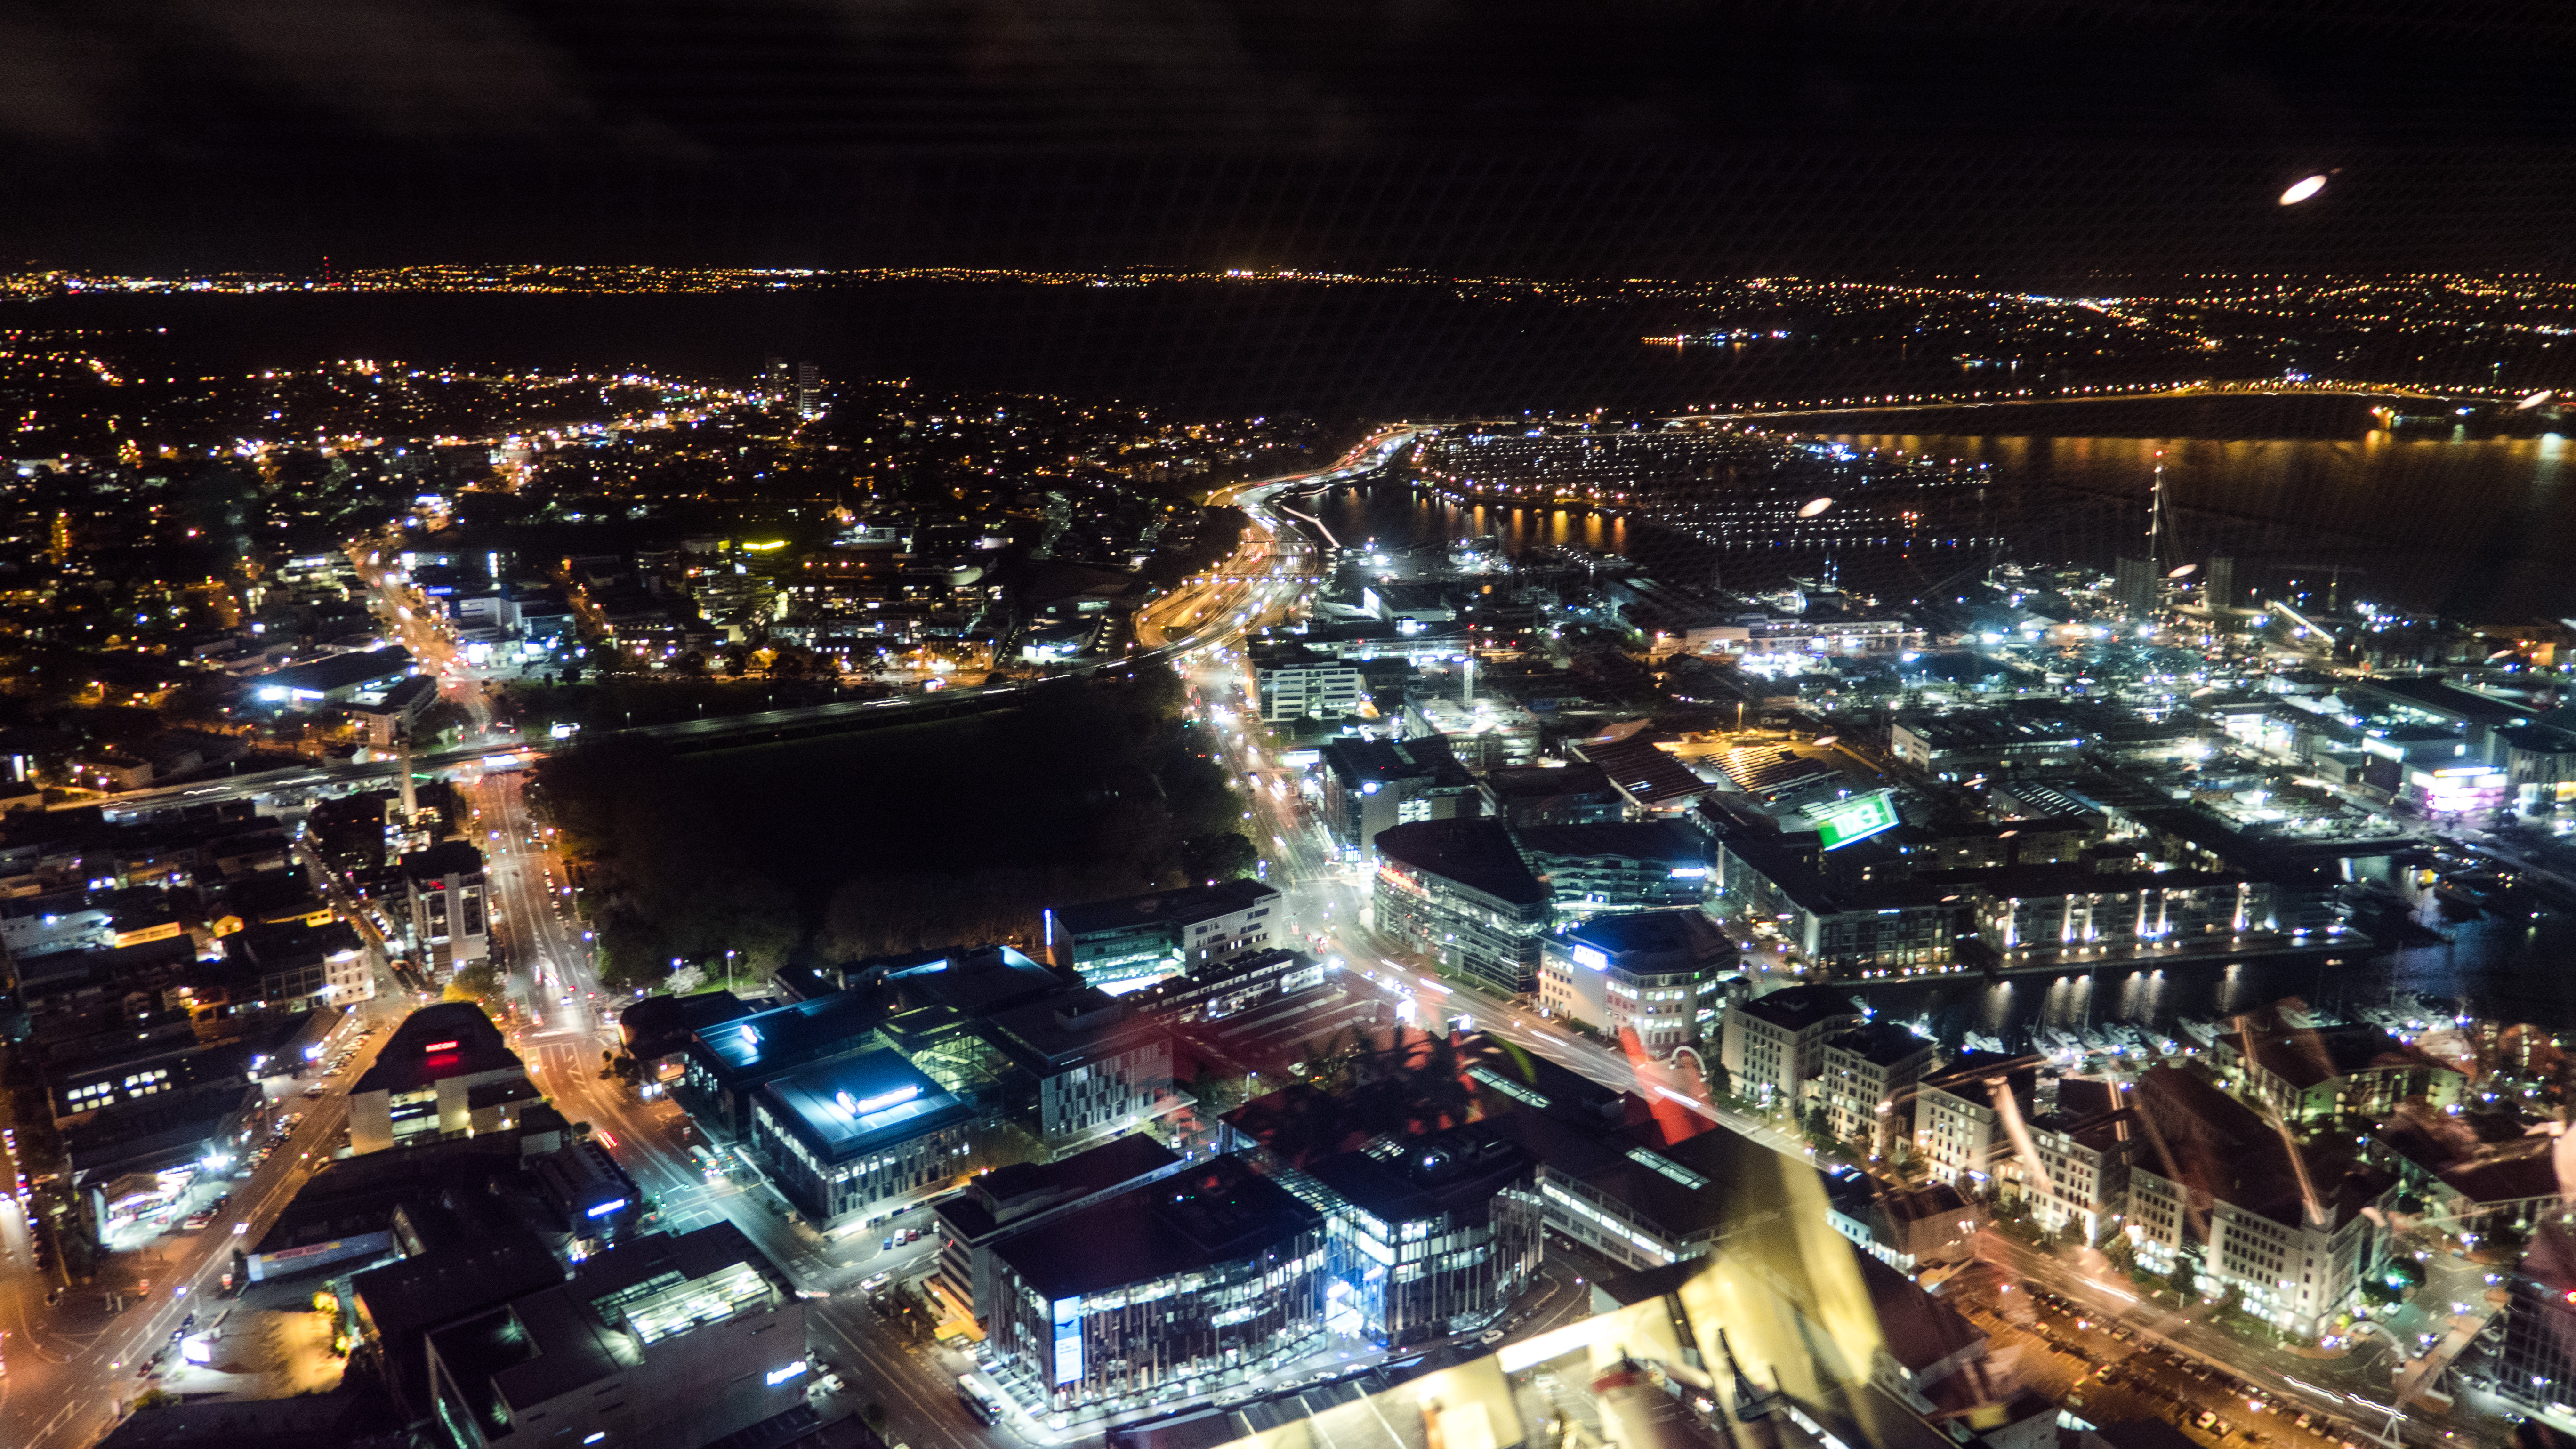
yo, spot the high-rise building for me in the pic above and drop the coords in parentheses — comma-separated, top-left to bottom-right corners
(2205, 555, 2237, 609)
(795, 362, 820, 420)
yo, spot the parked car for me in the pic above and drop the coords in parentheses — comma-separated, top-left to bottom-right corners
(180, 1211, 216, 1231)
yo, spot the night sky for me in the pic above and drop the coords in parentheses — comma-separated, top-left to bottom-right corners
(5, 0, 2576, 276)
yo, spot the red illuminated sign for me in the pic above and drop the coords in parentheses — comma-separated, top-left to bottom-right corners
(422, 1040, 459, 1052)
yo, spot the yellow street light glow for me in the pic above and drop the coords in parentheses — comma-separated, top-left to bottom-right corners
(739, 539, 789, 551)
(2278, 175, 2328, 205)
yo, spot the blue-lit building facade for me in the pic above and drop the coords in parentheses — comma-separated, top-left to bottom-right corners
(1294, 1126, 1542, 1349)
(747, 1047, 976, 1225)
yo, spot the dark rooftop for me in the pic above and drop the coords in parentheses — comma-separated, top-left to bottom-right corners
(399, 838, 484, 881)
(1052, 878, 1279, 938)
(992, 1154, 1321, 1301)
(1318, 735, 1472, 789)
(1373, 819, 1547, 906)
(1824, 1020, 1938, 1069)
(256, 646, 415, 697)
(2221, 1014, 2460, 1093)
(687, 987, 885, 1085)
(935, 1132, 1180, 1240)
(2132, 1064, 2392, 1231)
(1513, 820, 1708, 863)
(1736, 984, 1861, 1033)
(1300, 1124, 1532, 1226)
(619, 989, 754, 1060)
(1562, 909, 1731, 963)
(351, 1002, 521, 1097)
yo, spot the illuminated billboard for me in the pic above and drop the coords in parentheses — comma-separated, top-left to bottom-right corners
(1803, 790, 1900, 851)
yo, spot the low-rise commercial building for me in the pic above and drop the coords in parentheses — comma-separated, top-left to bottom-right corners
(746, 1046, 976, 1227)
(1128, 948, 1330, 1026)
(1371, 818, 1551, 995)
(2000, 1075, 2134, 1245)
(672, 987, 885, 1139)
(251, 646, 416, 709)
(1962, 866, 2300, 963)
(1046, 879, 1283, 992)
(2211, 1011, 2466, 1124)
(1318, 736, 1480, 862)
(935, 1134, 1185, 1327)
(987, 1154, 1327, 1412)
(980, 987, 1176, 1149)
(1296, 1125, 1543, 1348)
(1515, 821, 1710, 918)
(1911, 1052, 2039, 1190)
(1709, 826, 1963, 975)
(399, 841, 488, 977)
(1249, 643, 1366, 722)
(347, 1004, 539, 1155)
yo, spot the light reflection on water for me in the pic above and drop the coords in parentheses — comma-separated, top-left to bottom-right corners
(1856, 907, 2576, 1053)
(1309, 486, 1629, 558)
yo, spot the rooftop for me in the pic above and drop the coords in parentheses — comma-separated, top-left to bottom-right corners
(1318, 735, 1473, 789)
(688, 987, 885, 1085)
(1564, 734, 1711, 808)
(1736, 984, 1861, 1033)
(1824, 1021, 1938, 1069)
(255, 646, 415, 698)
(991, 1154, 1322, 1302)
(350, 1003, 522, 1097)
(936, 1132, 1180, 1240)
(1562, 909, 1731, 963)
(1513, 820, 1707, 863)
(881, 943, 1067, 1017)
(1300, 1124, 1533, 1226)
(2222, 1016, 2462, 1092)
(753, 1047, 972, 1164)
(1051, 878, 1280, 938)
(2131, 1064, 2392, 1231)
(399, 838, 484, 881)
(1373, 818, 1548, 906)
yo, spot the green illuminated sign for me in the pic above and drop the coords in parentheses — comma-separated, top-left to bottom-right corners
(1806, 790, 1900, 851)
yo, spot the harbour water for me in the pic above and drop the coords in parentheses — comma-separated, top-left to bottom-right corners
(1313, 400, 2576, 1046)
